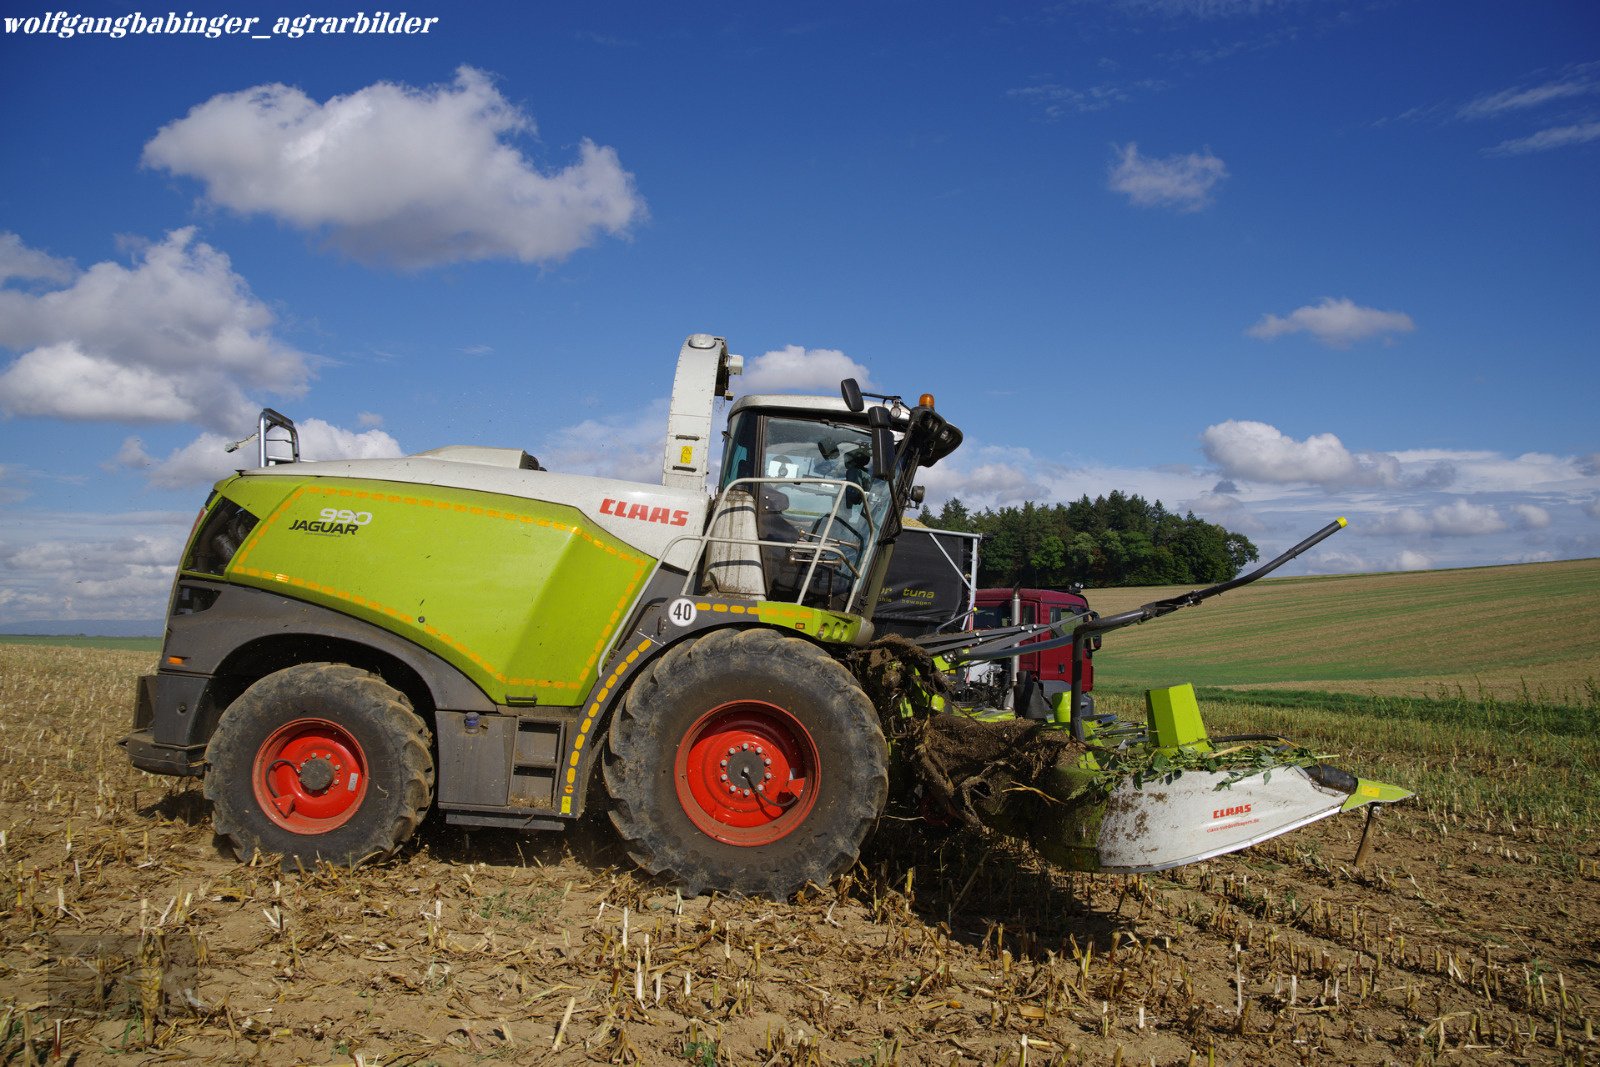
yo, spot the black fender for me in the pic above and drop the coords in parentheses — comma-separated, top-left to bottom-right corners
(128, 580, 495, 776)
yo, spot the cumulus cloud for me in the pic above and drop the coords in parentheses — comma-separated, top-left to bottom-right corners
(143, 66, 645, 269)
(737, 345, 875, 395)
(918, 453, 1052, 513)
(0, 513, 191, 622)
(1510, 503, 1551, 530)
(1371, 500, 1508, 537)
(115, 419, 403, 490)
(1308, 548, 1434, 575)
(0, 232, 75, 286)
(1246, 297, 1415, 348)
(0, 229, 311, 430)
(1200, 420, 1426, 489)
(532, 399, 668, 484)
(1107, 143, 1228, 211)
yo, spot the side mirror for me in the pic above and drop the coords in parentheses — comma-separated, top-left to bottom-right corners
(841, 378, 864, 413)
(867, 405, 895, 480)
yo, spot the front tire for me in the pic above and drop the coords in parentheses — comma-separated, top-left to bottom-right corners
(603, 628, 888, 897)
(204, 663, 434, 869)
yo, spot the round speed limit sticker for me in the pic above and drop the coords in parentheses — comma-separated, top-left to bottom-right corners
(666, 597, 698, 627)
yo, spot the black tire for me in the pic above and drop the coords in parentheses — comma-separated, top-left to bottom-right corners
(603, 628, 887, 897)
(203, 663, 434, 869)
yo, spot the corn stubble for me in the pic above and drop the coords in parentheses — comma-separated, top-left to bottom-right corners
(1, 644, 1596, 1065)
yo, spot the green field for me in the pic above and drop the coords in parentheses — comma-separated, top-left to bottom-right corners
(1087, 556, 1600, 700)
(1087, 558, 1600, 826)
(0, 633, 161, 652)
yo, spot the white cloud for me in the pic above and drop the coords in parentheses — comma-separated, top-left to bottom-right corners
(298, 418, 403, 464)
(143, 66, 645, 269)
(1246, 297, 1415, 348)
(1486, 121, 1600, 157)
(1307, 548, 1434, 575)
(1459, 69, 1598, 120)
(1114, 0, 1290, 17)
(1, 343, 199, 422)
(737, 345, 875, 395)
(918, 448, 1052, 512)
(532, 399, 668, 483)
(0, 232, 75, 285)
(1107, 143, 1228, 211)
(1008, 79, 1166, 118)
(1429, 500, 1508, 536)
(1200, 420, 1418, 489)
(0, 513, 191, 623)
(0, 229, 311, 430)
(1510, 503, 1551, 530)
(117, 419, 404, 490)
(1586, 498, 1600, 520)
(1372, 500, 1507, 537)
(1394, 549, 1434, 571)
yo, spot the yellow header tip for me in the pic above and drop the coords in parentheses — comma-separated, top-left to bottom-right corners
(1336, 516, 1348, 527)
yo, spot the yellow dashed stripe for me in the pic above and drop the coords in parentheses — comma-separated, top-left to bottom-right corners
(561, 637, 654, 813)
(694, 602, 751, 615)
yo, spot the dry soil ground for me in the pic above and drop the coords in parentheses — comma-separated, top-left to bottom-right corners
(1, 645, 1597, 1066)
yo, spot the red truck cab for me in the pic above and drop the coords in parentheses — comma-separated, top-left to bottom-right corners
(973, 587, 1095, 704)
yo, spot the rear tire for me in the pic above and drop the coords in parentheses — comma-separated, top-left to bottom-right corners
(204, 663, 434, 869)
(603, 628, 887, 897)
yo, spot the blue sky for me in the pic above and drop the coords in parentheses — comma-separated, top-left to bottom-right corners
(2, 0, 1597, 626)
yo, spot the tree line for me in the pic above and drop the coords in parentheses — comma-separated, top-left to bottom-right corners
(918, 492, 1259, 588)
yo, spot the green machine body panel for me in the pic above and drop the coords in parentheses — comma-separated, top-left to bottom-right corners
(212, 476, 655, 706)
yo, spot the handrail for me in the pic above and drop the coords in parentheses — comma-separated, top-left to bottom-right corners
(693, 475, 881, 611)
(257, 409, 299, 466)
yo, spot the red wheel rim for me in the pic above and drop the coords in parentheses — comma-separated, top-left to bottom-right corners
(674, 700, 819, 846)
(251, 717, 368, 834)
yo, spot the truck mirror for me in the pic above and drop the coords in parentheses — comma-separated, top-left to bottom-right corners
(867, 406, 895, 480)
(841, 378, 864, 413)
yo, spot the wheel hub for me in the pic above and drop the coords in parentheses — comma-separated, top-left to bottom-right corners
(675, 700, 819, 847)
(251, 717, 369, 835)
(725, 749, 771, 792)
(297, 756, 337, 792)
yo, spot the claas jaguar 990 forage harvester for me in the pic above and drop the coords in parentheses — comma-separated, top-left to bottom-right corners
(123, 334, 1410, 897)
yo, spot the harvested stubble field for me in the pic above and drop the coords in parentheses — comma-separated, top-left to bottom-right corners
(2, 636, 1598, 1065)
